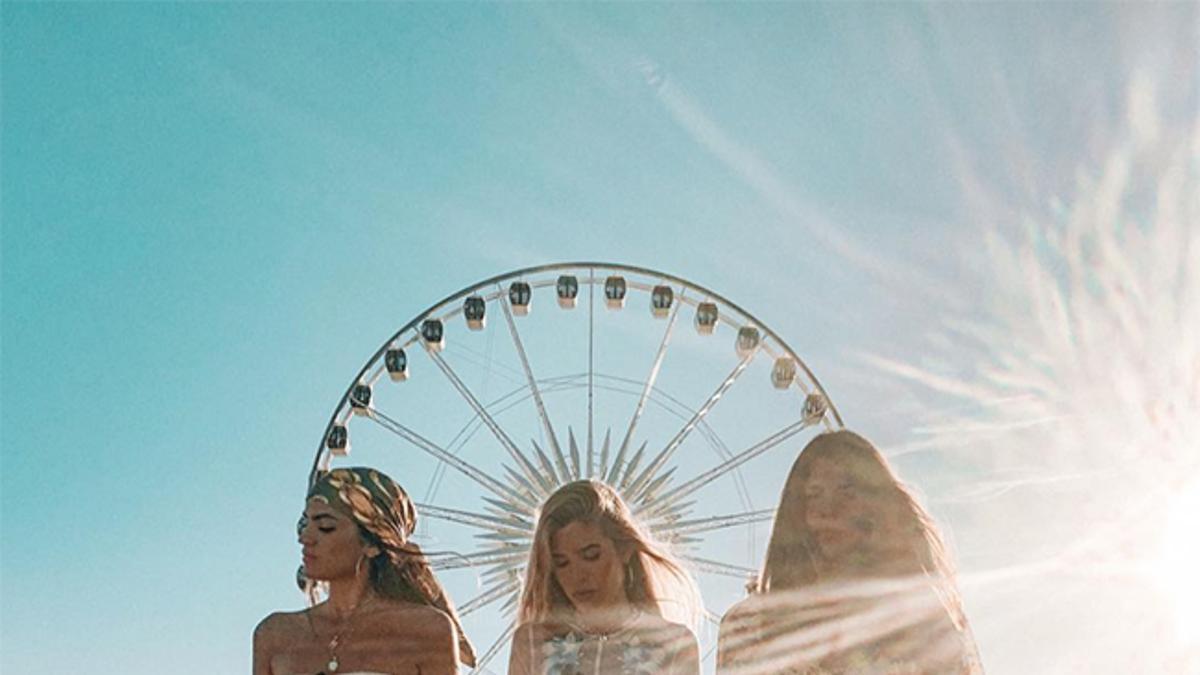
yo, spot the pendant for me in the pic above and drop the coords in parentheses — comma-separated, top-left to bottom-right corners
(327, 657, 339, 672)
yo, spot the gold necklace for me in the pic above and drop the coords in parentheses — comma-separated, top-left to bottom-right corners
(308, 598, 370, 674)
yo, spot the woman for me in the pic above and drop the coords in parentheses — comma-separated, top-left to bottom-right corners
(509, 479, 702, 675)
(718, 430, 982, 674)
(254, 467, 475, 675)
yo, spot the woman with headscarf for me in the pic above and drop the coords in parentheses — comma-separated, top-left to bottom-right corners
(509, 479, 702, 675)
(253, 467, 475, 675)
(717, 430, 983, 674)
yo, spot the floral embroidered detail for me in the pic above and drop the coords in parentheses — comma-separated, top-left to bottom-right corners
(544, 633, 585, 675)
(617, 639, 658, 675)
(539, 630, 673, 675)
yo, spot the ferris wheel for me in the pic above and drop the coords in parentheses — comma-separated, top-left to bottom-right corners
(309, 262, 843, 673)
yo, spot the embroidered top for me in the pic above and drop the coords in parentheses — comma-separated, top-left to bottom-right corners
(510, 613, 699, 675)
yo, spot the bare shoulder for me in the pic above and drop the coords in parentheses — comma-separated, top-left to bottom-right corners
(512, 620, 561, 643)
(638, 613, 698, 646)
(511, 621, 535, 643)
(253, 608, 310, 669)
(509, 622, 549, 675)
(642, 612, 692, 632)
(370, 601, 455, 639)
(722, 594, 766, 622)
(638, 615, 698, 673)
(254, 609, 308, 642)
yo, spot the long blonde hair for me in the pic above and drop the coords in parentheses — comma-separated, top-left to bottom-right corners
(518, 480, 702, 631)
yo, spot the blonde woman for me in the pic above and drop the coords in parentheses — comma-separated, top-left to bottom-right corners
(253, 467, 475, 675)
(509, 479, 702, 675)
(717, 430, 983, 674)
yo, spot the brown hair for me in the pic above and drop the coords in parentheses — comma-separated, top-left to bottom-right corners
(305, 467, 477, 667)
(760, 431, 965, 628)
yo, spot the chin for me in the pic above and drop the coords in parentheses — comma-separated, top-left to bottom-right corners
(302, 566, 342, 582)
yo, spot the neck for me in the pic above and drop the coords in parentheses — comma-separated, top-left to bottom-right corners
(574, 602, 639, 635)
(325, 572, 373, 619)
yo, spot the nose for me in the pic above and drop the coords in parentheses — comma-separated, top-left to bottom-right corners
(560, 565, 587, 594)
(808, 494, 835, 517)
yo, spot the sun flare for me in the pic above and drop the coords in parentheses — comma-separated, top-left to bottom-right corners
(1155, 479, 1200, 645)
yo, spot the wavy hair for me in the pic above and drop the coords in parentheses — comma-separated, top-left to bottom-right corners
(518, 479, 702, 631)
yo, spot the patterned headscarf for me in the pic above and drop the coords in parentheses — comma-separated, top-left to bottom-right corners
(307, 467, 417, 551)
(303, 467, 477, 667)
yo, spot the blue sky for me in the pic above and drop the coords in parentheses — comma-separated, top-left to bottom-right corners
(3, 3, 1197, 674)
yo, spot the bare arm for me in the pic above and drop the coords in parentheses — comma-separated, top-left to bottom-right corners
(716, 606, 752, 675)
(410, 608, 459, 675)
(507, 623, 535, 675)
(252, 614, 280, 675)
(670, 628, 701, 675)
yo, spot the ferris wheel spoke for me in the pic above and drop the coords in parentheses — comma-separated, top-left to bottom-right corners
(610, 293, 683, 484)
(626, 354, 754, 496)
(568, 428, 582, 480)
(460, 576, 522, 616)
(548, 427, 573, 483)
(587, 267, 596, 473)
(634, 467, 677, 506)
(417, 503, 533, 536)
(469, 622, 517, 675)
(498, 289, 564, 460)
(443, 343, 526, 389)
(424, 348, 545, 506)
(367, 409, 527, 507)
(529, 439, 564, 486)
(638, 418, 811, 519)
(424, 412, 490, 503)
(682, 555, 758, 579)
(429, 547, 529, 572)
(502, 464, 549, 503)
(699, 610, 725, 666)
(703, 608, 722, 628)
(616, 442, 648, 491)
(596, 428, 612, 482)
(651, 509, 774, 537)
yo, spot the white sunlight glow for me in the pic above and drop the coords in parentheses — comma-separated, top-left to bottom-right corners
(863, 63, 1200, 672)
(1155, 479, 1200, 645)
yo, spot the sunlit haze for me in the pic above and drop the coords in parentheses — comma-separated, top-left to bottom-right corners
(2, 4, 1196, 674)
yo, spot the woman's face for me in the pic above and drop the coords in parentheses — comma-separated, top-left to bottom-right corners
(298, 497, 370, 581)
(801, 457, 877, 564)
(550, 520, 630, 613)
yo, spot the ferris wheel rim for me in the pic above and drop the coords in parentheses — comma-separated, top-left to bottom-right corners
(310, 261, 845, 485)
